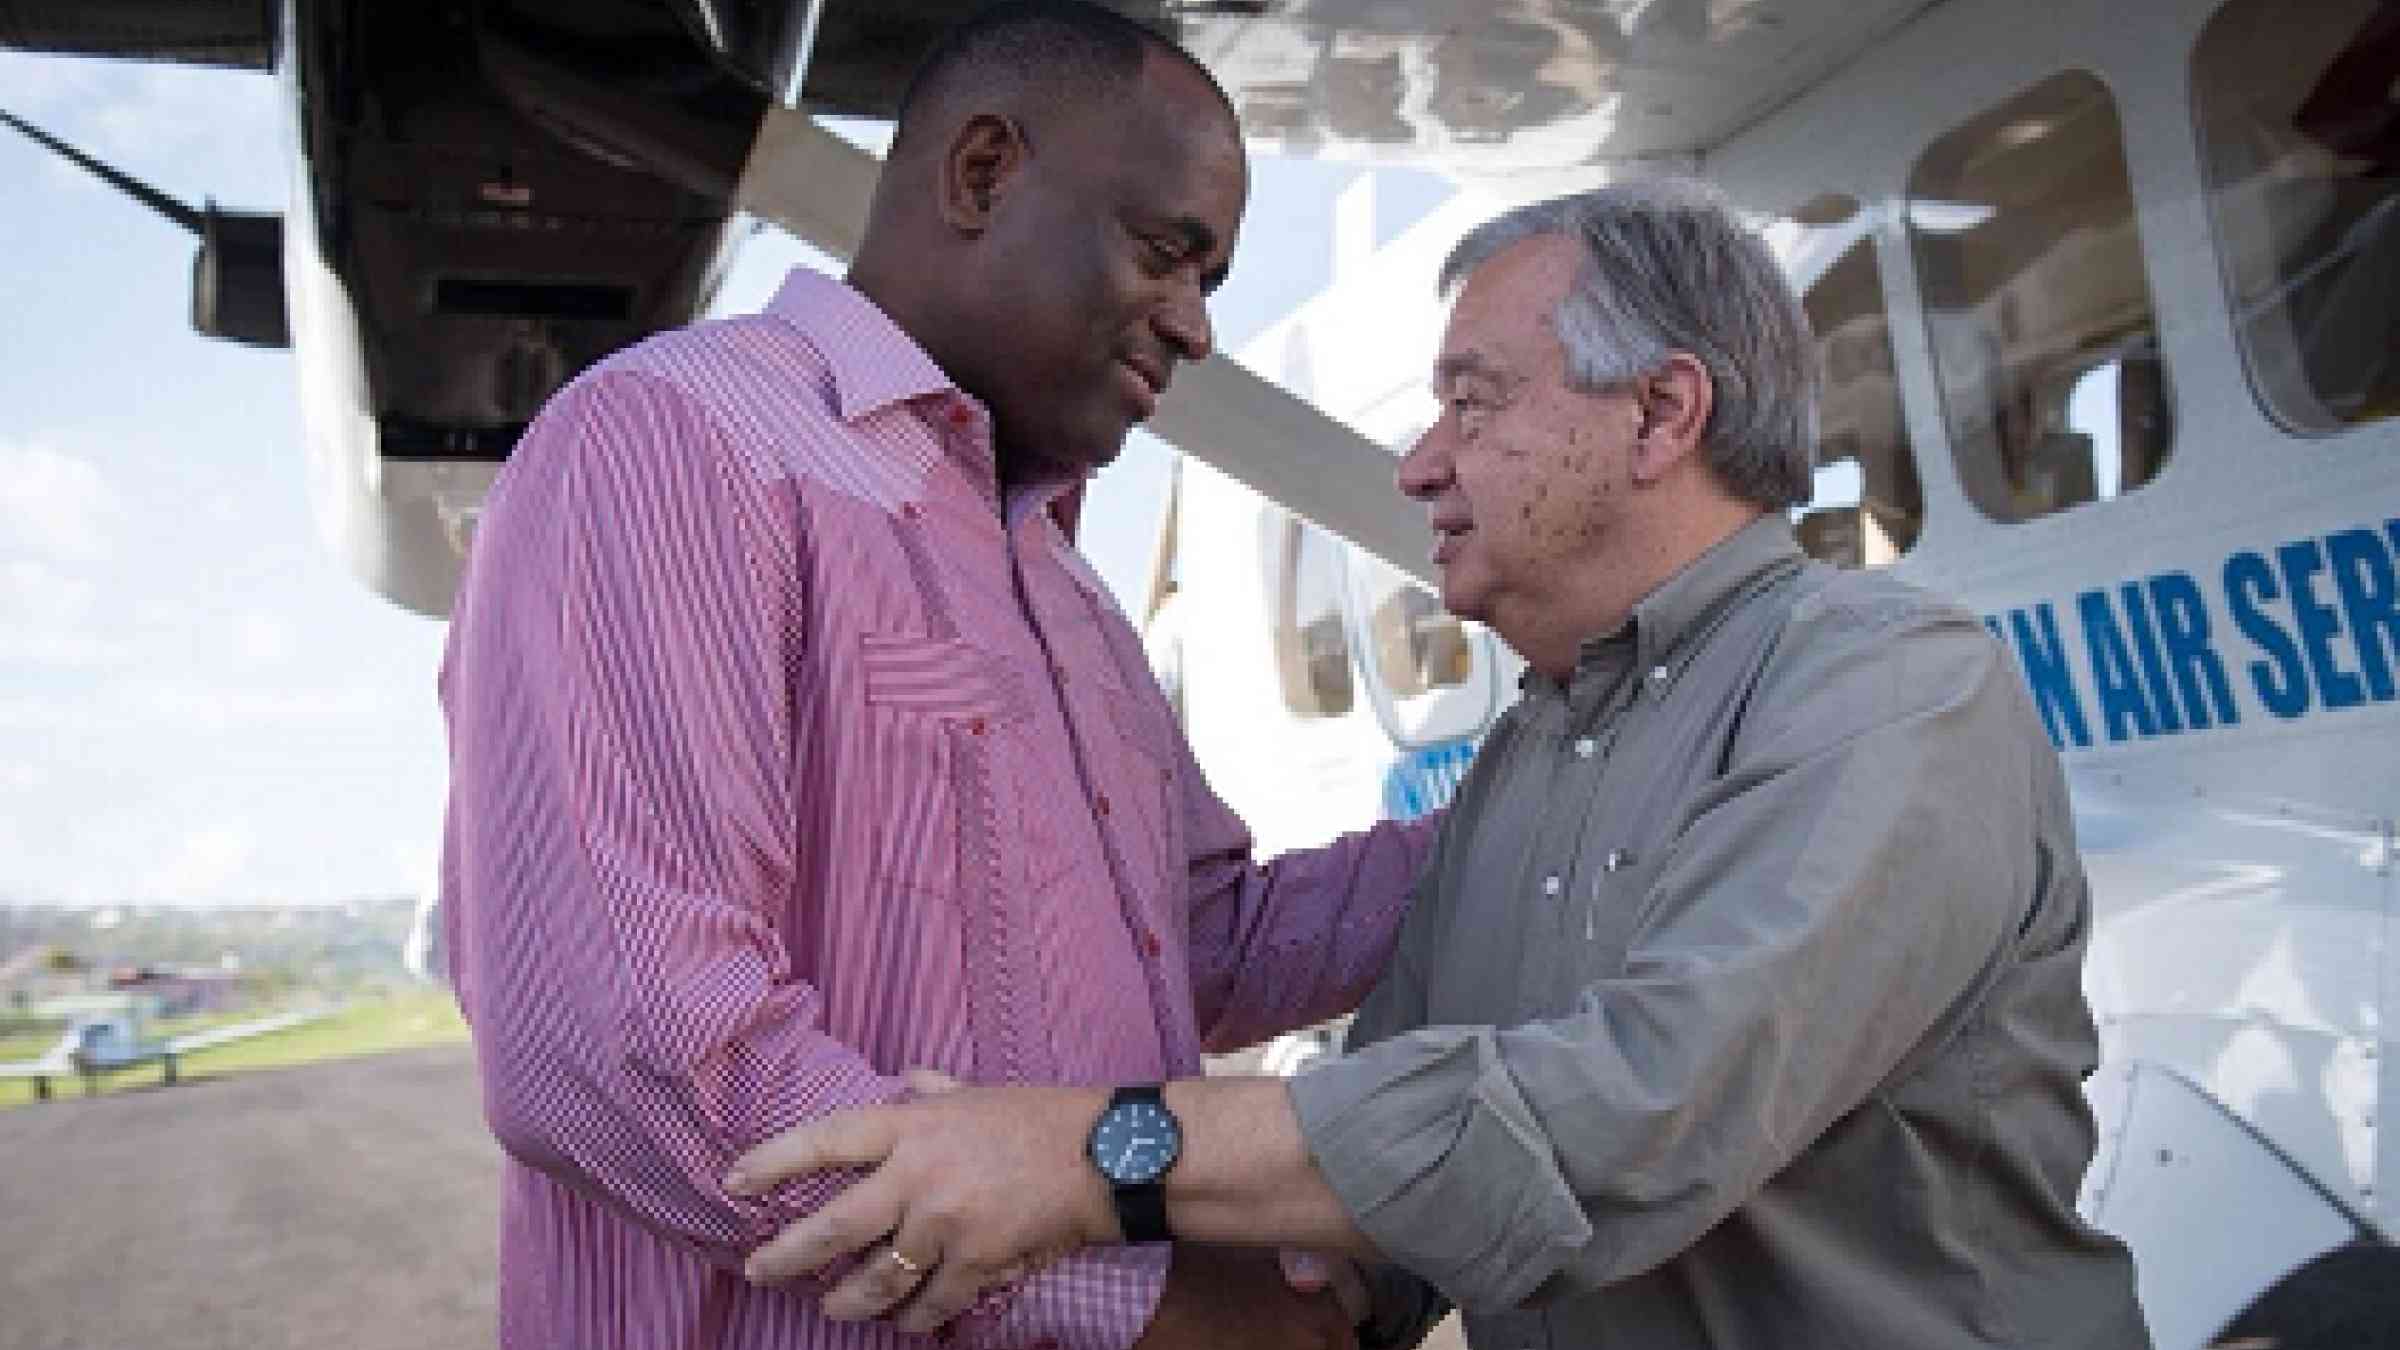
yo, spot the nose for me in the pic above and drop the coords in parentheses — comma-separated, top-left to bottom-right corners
(1154, 281, 1214, 364)
(1395, 422, 1452, 501)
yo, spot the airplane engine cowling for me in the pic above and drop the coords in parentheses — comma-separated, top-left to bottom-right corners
(191, 209, 288, 349)
(0, 0, 274, 68)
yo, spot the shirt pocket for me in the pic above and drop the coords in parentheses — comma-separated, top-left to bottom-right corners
(858, 633, 1028, 901)
(1564, 784, 1683, 990)
(1576, 840, 1672, 975)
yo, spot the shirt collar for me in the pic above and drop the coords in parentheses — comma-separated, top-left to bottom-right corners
(766, 266, 1016, 497)
(1526, 513, 1803, 705)
(763, 267, 963, 426)
(1617, 513, 1803, 674)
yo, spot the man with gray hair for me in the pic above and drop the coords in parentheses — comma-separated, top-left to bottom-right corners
(725, 179, 2153, 1349)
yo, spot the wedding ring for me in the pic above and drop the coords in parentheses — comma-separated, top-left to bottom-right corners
(886, 1247, 925, 1276)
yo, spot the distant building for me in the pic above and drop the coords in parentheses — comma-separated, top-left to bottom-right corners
(0, 944, 89, 1009)
(108, 965, 248, 1017)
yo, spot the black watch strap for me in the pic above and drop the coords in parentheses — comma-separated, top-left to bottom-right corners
(1113, 1176, 1171, 1244)
(1099, 1084, 1177, 1243)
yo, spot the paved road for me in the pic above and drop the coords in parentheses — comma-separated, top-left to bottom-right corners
(0, 1044, 1467, 1350)
(0, 1045, 499, 1350)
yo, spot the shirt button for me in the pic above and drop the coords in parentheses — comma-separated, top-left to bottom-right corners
(900, 501, 923, 521)
(1541, 874, 1563, 898)
(1141, 929, 1162, 958)
(1649, 664, 1670, 684)
(967, 716, 987, 737)
(1573, 736, 1598, 759)
(1096, 794, 1112, 817)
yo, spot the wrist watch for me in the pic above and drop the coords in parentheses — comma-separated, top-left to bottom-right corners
(1086, 1083, 1182, 1243)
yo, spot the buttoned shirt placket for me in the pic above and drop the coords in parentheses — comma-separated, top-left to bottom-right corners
(1001, 486, 1187, 1074)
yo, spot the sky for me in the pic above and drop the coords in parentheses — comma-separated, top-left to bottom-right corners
(0, 51, 1449, 907)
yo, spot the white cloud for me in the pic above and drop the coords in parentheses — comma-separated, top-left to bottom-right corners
(101, 675, 402, 734)
(0, 556, 134, 670)
(6, 628, 127, 669)
(232, 610, 294, 667)
(0, 676, 408, 739)
(142, 823, 257, 903)
(1, 55, 286, 213)
(1, 557, 96, 623)
(0, 441, 121, 563)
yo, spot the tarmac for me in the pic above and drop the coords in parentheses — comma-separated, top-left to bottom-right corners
(0, 1044, 1465, 1350)
(0, 1045, 499, 1350)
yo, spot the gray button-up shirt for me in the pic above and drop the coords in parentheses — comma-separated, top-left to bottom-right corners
(1291, 517, 2149, 1349)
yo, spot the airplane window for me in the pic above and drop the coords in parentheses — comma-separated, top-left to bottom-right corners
(2193, 0, 2400, 435)
(1359, 563, 1472, 699)
(1771, 194, 1922, 567)
(1909, 71, 2174, 524)
(1264, 512, 1356, 719)
(1341, 543, 1501, 751)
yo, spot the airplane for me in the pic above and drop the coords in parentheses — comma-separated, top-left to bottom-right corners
(0, 998, 334, 1100)
(4, 1, 2395, 1346)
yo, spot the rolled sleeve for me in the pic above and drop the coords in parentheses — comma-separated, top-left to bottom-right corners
(1292, 1028, 1591, 1311)
(948, 1244, 1171, 1350)
(1182, 754, 1438, 1054)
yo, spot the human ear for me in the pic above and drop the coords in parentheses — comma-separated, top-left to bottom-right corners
(939, 114, 1026, 234)
(1629, 353, 1713, 484)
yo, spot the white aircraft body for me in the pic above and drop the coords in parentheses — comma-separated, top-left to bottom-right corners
(1140, 1, 2400, 1346)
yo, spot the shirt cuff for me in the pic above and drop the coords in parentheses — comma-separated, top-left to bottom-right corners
(1290, 1027, 1591, 1312)
(943, 1242, 1171, 1350)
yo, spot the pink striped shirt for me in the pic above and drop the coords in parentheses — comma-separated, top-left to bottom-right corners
(439, 268, 1434, 1350)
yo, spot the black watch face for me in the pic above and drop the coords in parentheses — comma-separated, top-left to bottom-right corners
(1090, 1098, 1181, 1185)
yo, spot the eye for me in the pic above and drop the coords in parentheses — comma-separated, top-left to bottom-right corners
(1447, 391, 1497, 421)
(1139, 233, 1186, 277)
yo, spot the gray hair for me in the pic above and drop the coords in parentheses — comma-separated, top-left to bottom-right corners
(1440, 178, 1818, 509)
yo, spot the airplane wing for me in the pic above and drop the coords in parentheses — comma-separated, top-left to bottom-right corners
(0, 1, 274, 68)
(165, 1006, 334, 1055)
(0, 1028, 78, 1078)
(4, 0, 1949, 612)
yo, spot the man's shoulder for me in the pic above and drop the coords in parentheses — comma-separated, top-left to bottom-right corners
(528, 311, 917, 507)
(1746, 562, 2008, 726)
(1781, 560, 1978, 641)
(587, 311, 842, 425)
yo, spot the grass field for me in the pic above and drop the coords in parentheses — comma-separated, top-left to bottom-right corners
(0, 986, 469, 1108)
(0, 1023, 65, 1060)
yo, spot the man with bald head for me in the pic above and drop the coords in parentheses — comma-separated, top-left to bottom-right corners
(439, 4, 1431, 1347)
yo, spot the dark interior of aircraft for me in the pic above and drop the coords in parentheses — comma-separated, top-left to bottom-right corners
(0, 0, 1062, 462)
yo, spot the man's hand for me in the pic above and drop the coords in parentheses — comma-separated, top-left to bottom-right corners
(727, 1082, 1117, 1334)
(1135, 1245, 1359, 1350)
